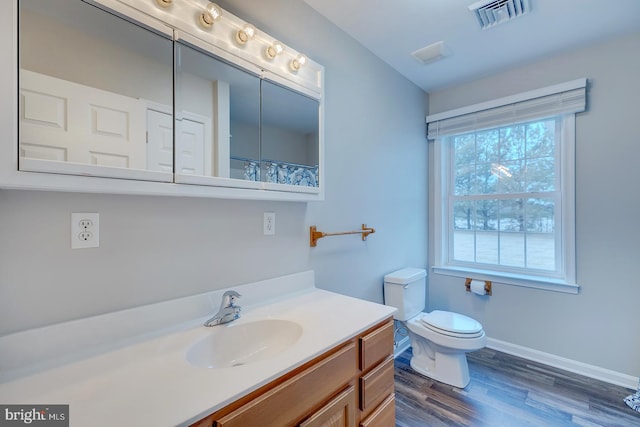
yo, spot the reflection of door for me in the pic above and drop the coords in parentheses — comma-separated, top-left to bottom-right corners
(19, 70, 146, 169)
(175, 113, 211, 176)
(146, 108, 173, 172)
(147, 112, 210, 175)
(177, 119, 205, 175)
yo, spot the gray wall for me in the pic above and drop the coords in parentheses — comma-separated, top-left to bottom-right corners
(427, 32, 640, 377)
(0, 0, 428, 334)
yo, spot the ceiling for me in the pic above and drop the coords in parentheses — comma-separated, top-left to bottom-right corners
(301, 0, 640, 93)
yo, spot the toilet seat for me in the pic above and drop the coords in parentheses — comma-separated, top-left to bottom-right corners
(420, 310, 484, 339)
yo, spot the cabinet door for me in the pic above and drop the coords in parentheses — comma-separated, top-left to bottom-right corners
(299, 386, 356, 427)
(359, 394, 395, 427)
(215, 342, 356, 427)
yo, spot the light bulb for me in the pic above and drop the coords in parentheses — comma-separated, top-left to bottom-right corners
(265, 40, 284, 59)
(199, 3, 222, 29)
(235, 24, 256, 45)
(289, 54, 307, 71)
(155, 0, 172, 8)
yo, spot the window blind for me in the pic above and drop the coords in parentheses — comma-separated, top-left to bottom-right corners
(426, 78, 587, 140)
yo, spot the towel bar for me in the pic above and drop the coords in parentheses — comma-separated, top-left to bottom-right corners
(310, 224, 375, 247)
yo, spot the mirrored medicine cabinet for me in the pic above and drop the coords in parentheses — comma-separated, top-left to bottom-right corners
(13, 0, 324, 200)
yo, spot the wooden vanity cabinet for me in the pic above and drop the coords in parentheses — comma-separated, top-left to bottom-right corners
(191, 318, 394, 427)
(357, 320, 395, 426)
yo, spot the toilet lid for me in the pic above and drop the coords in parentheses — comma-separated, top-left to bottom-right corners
(420, 310, 483, 335)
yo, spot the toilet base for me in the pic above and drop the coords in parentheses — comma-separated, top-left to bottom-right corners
(404, 314, 486, 389)
(410, 349, 471, 388)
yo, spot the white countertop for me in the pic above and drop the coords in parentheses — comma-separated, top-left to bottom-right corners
(0, 272, 395, 426)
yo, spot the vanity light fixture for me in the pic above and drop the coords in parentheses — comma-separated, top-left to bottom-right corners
(265, 40, 284, 59)
(155, 0, 172, 8)
(235, 24, 256, 45)
(289, 54, 307, 72)
(199, 2, 222, 29)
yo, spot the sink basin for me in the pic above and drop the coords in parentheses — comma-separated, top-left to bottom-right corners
(186, 319, 303, 368)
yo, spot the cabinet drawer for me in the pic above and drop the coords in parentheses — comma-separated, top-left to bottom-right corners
(359, 393, 395, 427)
(299, 385, 356, 427)
(215, 342, 356, 427)
(359, 356, 394, 412)
(359, 320, 393, 372)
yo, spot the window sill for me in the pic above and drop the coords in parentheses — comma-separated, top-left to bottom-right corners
(431, 266, 579, 294)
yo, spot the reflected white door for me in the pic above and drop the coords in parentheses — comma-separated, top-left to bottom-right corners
(176, 118, 208, 175)
(19, 70, 146, 169)
(146, 109, 173, 172)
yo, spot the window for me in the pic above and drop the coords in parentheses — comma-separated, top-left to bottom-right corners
(448, 119, 562, 275)
(428, 80, 586, 293)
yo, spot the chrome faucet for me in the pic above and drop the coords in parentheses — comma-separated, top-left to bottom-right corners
(204, 290, 242, 327)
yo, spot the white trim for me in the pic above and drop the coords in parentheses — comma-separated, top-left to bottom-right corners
(175, 173, 263, 189)
(19, 158, 174, 183)
(426, 78, 587, 123)
(433, 137, 447, 268)
(433, 113, 578, 292)
(486, 337, 638, 390)
(263, 181, 320, 194)
(432, 266, 579, 294)
(561, 115, 577, 285)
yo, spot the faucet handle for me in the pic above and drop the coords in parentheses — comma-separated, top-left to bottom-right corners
(223, 290, 241, 298)
(221, 290, 241, 307)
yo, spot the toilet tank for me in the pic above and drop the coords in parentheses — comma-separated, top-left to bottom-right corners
(383, 268, 427, 321)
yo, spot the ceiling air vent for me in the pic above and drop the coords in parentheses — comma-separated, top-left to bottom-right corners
(468, 0, 531, 30)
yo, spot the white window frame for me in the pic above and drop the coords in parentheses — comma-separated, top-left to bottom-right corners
(429, 80, 585, 294)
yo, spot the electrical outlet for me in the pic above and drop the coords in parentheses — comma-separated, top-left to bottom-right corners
(263, 212, 275, 235)
(71, 212, 99, 249)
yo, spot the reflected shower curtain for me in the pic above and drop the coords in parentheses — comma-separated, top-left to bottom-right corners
(625, 381, 640, 413)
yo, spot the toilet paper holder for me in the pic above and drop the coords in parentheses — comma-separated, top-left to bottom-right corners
(465, 278, 492, 296)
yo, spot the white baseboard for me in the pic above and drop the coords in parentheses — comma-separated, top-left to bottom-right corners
(487, 337, 638, 390)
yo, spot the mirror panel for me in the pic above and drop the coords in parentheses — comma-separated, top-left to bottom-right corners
(18, 0, 173, 179)
(261, 80, 320, 188)
(13, 0, 323, 198)
(175, 40, 261, 184)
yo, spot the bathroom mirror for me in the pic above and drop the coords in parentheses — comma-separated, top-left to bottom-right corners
(18, 0, 174, 181)
(261, 80, 320, 189)
(175, 41, 320, 190)
(174, 40, 261, 186)
(11, 0, 324, 199)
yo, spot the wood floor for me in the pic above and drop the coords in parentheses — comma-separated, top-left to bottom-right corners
(394, 347, 640, 427)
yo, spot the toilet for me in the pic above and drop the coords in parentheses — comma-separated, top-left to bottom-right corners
(383, 268, 486, 388)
